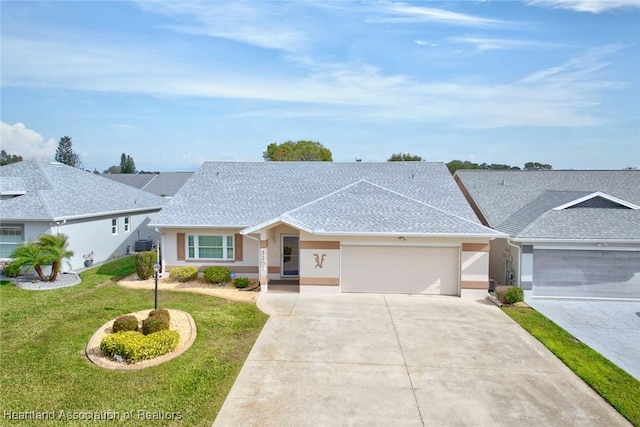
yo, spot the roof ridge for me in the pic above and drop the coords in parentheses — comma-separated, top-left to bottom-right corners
(34, 159, 55, 189)
(516, 210, 552, 238)
(36, 189, 56, 219)
(282, 179, 368, 217)
(141, 174, 159, 190)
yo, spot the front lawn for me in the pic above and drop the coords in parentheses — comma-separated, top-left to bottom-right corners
(0, 256, 268, 426)
(503, 306, 640, 426)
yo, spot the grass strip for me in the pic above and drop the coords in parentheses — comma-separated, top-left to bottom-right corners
(503, 306, 640, 426)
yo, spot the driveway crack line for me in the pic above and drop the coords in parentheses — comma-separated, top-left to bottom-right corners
(384, 295, 425, 427)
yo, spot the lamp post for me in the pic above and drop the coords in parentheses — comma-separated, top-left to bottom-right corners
(153, 262, 160, 310)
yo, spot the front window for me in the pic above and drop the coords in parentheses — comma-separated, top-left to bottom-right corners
(187, 234, 234, 260)
(124, 217, 130, 233)
(111, 218, 118, 235)
(0, 225, 23, 258)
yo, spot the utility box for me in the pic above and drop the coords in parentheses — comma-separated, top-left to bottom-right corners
(134, 240, 152, 252)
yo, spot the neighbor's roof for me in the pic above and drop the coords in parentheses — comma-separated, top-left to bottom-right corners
(151, 162, 501, 237)
(103, 172, 193, 197)
(455, 170, 640, 241)
(0, 159, 167, 221)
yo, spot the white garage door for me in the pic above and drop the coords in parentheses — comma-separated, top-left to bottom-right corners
(341, 246, 459, 295)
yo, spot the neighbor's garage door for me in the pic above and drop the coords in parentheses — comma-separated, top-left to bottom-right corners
(341, 246, 459, 295)
(533, 249, 640, 299)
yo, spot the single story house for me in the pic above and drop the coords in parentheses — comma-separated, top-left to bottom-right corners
(454, 170, 640, 300)
(150, 162, 503, 296)
(0, 159, 167, 271)
(103, 172, 193, 198)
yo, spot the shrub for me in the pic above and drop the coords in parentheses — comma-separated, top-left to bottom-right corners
(494, 285, 524, 304)
(100, 330, 179, 363)
(203, 266, 231, 284)
(169, 266, 198, 282)
(142, 315, 170, 335)
(233, 277, 251, 289)
(504, 286, 524, 304)
(148, 308, 170, 322)
(2, 262, 22, 278)
(112, 315, 139, 333)
(135, 251, 157, 280)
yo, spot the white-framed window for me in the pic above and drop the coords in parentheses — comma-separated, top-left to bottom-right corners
(111, 218, 118, 235)
(124, 217, 131, 233)
(187, 234, 234, 260)
(0, 225, 23, 258)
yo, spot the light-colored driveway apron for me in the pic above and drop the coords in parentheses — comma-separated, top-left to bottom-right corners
(214, 294, 630, 426)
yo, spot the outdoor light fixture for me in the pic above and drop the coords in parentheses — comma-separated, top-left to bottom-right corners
(153, 262, 160, 310)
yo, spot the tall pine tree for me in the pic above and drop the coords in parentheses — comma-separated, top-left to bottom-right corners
(54, 136, 83, 168)
(119, 153, 137, 173)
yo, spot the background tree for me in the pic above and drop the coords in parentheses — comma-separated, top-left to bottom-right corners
(263, 140, 332, 161)
(54, 136, 83, 168)
(120, 153, 137, 173)
(524, 162, 552, 170)
(0, 150, 23, 166)
(387, 153, 423, 161)
(103, 165, 121, 174)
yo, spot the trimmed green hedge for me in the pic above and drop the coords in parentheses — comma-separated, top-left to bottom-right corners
(233, 277, 250, 289)
(112, 315, 138, 333)
(100, 330, 180, 363)
(142, 315, 169, 335)
(203, 266, 231, 284)
(169, 266, 199, 282)
(136, 251, 157, 280)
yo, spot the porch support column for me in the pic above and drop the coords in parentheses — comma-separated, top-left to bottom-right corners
(259, 230, 269, 292)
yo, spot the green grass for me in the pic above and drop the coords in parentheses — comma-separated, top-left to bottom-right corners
(0, 256, 268, 426)
(503, 306, 640, 426)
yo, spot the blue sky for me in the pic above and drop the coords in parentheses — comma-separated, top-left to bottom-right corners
(1, 0, 639, 172)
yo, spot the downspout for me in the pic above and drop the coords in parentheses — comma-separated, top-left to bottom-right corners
(506, 238, 520, 287)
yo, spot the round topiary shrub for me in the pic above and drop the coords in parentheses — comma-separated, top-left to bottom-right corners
(112, 315, 139, 333)
(135, 251, 157, 280)
(169, 266, 198, 282)
(142, 315, 169, 335)
(233, 277, 250, 289)
(148, 308, 170, 322)
(504, 286, 524, 304)
(203, 266, 231, 284)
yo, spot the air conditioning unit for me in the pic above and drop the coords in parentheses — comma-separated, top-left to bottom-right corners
(134, 240, 152, 252)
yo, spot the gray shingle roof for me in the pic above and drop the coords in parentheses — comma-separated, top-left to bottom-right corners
(151, 162, 499, 236)
(103, 173, 193, 197)
(455, 170, 640, 241)
(0, 160, 167, 221)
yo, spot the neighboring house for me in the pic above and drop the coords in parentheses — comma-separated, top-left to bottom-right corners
(150, 162, 503, 296)
(103, 173, 194, 198)
(454, 170, 640, 300)
(0, 159, 167, 271)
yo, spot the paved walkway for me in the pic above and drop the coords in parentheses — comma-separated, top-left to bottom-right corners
(526, 297, 640, 380)
(214, 294, 630, 426)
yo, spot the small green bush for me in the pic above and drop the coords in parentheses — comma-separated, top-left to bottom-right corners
(100, 330, 179, 363)
(142, 315, 169, 335)
(504, 286, 524, 304)
(203, 266, 231, 284)
(112, 315, 139, 333)
(169, 266, 198, 282)
(233, 277, 250, 289)
(2, 262, 21, 278)
(135, 251, 157, 280)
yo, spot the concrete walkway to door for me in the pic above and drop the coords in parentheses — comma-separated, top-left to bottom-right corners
(214, 294, 630, 426)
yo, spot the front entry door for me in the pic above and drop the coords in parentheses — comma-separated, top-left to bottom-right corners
(281, 235, 300, 276)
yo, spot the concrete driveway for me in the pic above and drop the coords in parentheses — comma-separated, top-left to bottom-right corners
(214, 294, 630, 426)
(526, 297, 640, 380)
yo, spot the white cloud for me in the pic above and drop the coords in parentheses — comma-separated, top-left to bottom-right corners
(449, 37, 563, 52)
(368, 1, 505, 27)
(0, 122, 56, 159)
(527, 0, 640, 13)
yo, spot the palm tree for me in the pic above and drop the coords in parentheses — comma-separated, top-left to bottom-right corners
(9, 243, 50, 281)
(38, 233, 74, 281)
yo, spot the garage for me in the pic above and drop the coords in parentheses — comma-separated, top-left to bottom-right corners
(341, 246, 459, 295)
(532, 248, 640, 299)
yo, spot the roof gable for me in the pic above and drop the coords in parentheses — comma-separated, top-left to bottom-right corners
(552, 191, 639, 210)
